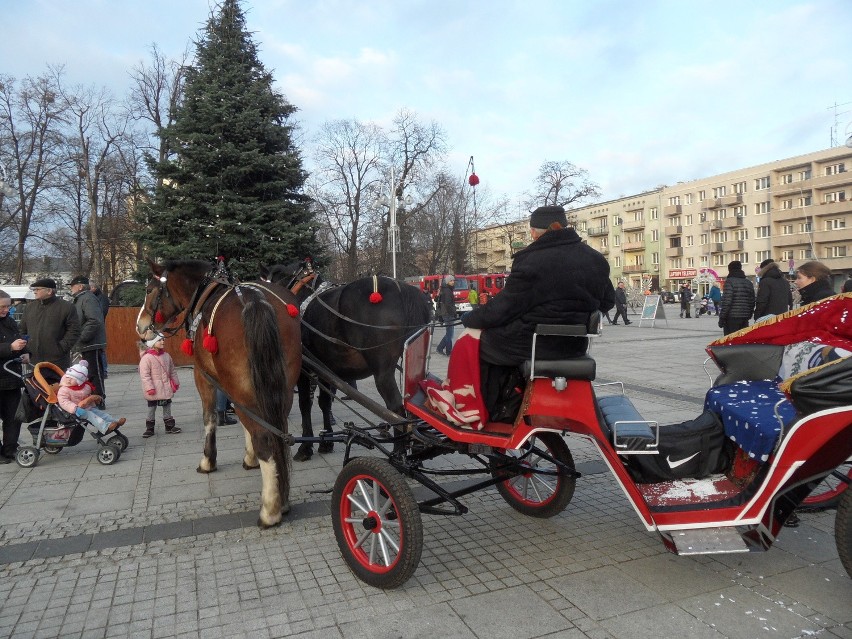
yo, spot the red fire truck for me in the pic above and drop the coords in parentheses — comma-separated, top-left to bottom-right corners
(406, 273, 508, 311)
(463, 273, 507, 304)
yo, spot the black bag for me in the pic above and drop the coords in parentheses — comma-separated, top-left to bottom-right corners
(786, 355, 852, 415)
(627, 410, 731, 483)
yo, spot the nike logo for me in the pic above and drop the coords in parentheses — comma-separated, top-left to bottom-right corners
(667, 452, 699, 469)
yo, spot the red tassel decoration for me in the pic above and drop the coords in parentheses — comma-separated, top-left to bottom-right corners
(369, 292, 383, 304)
(181, 338, 194, 356)
(286, 304, 299, 317)
(154, 311, 165, 324)
(202, 326, 219, 354)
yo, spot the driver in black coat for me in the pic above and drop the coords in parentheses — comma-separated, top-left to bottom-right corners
(463, 205, 615, 365)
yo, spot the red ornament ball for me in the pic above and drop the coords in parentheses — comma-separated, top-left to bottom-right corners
(369, 292, 383, 304)
(154, 311, 165, 324)
(286, 304, 299, 317)
(181, 338, 194, 356)
(468, 173, 480, 187)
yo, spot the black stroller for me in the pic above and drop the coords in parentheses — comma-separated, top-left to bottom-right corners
(5, 358, 128, 467)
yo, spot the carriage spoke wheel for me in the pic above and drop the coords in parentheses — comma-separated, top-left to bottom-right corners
(836, 487, 852, 578)
(492, 433, 576, 518)
(331, 458, 422, 589)
(801, 463, 851, 511)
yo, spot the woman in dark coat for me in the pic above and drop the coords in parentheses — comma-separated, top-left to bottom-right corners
(754, 259, 793, 319)
(795, 261, 835, 304)
(0, 290, 29, 461)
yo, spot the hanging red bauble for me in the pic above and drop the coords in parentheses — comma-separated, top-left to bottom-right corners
(468, 173, 480, 187)
(369, 292, 383, 304)
(286, 304, 299, 317)
(181, 338, 194, 356)
(202, 326, 219, 354)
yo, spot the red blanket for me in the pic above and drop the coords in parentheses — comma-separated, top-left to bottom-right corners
(421, 329, 489, 430)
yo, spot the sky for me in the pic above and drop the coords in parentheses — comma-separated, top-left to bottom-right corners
(3, 0, 852, 217)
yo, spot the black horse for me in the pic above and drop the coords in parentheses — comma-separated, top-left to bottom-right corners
(263, 261, 431, 461)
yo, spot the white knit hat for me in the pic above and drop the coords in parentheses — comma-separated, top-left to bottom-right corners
(66, 360, 89, 384)
(146, 333, 165, 348)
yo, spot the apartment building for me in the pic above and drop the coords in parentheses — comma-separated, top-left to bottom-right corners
(469, 219, 531, 273)
(572, 146, 852, 293)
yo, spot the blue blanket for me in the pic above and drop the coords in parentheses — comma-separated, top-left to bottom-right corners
(704, 380, 798, 462)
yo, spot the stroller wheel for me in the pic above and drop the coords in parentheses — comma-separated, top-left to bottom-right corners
(43, 445, 62, 455)
(16, 446, 40, 468)
(97, 443, 121, 465)
(109, 432, 129, 452)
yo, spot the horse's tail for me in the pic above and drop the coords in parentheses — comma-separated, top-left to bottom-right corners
(241, 288, 290, 432)
(400, 281, 432, 336)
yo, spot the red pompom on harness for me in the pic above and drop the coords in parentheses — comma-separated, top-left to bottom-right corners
(202, 325, 219, 354)
(154, 311, 165, 324)
(369, 276, 382, 304)
(181, 338, 194, 356)
(286, 303, 299, 317)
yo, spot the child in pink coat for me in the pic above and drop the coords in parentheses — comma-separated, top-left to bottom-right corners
(139, 334, 181, 438)
(56, 360, 126, 434)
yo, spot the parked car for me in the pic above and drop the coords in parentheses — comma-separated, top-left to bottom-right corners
(660, 290, 678, 304)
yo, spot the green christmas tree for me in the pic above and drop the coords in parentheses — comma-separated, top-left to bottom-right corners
(138, 0, 322, 278)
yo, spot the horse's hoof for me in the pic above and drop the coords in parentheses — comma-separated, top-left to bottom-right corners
(281, 501, 291, 515)
(196, 465, 216, 474)
(318, 442, 334, 454)
(256, 515, 282, 529)
(293, 448, 312, 462)
(242, 461, 259, 470)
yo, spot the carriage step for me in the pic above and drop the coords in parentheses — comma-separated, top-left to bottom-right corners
(669, 527, 749, 555)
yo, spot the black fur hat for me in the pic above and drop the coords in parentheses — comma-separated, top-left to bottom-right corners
(530, 206, 567, 229)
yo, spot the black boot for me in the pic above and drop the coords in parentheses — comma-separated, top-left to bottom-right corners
(217, 411, 237, 426)
(164, 417, 182, 434)
(143, 420, 155, 438)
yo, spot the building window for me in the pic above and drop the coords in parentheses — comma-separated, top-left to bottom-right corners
(781, 224, 794, 235)
(799, 195, 812, 207)
(826, 163, 846, 176)
(686, 235, 694, 246)
(735, 252, 748, 264)
(755, 250, 771, 263)
(672, 258, 682, 268)
(827, 218, 847, 230)
(685, 214, 693, 225)
(668, 196, 680, 206)
(830, 245, 847, 258)
(755, 201, 770, 214)
(651, 229, 659, 241)
(670, 237, 681, 248)
(700, 233, 708, 245)
(614, 256, 621, 267)
(712, 186, 727, 198)
(713, 231, 727, 242)
(800, 248, 813, 259)
(700, 255, 709, 266)
(735, 229, 748, 240)
(782, 199, 793, 210)
(734, 205, 746, 217)
(756, 226, 771, 238)
(799, 168, 812, 181)
(698, 190, 706, 200)
(613, 235, 620, 246)
(781, 250, 794, 261)
(652, 252, 659, 265)
(686, 258, 694, 267)
(780, 173, 793, 184)
(613, 215, 622, 226)
(799, 222, 812, 233)
(824, 190, 847, 203)
(671, 216, 682, 226)
(755, 176, 770, 190)
(632, 210, 644, 221)
(601, 237, 608, 248)
(713, 254, 726, 266)
(699, 211, 707, 222)
(685, 194, 693, 204)
(733, 181, 747, 194)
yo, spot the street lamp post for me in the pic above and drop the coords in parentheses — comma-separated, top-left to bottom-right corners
(375, 166, 412, 279)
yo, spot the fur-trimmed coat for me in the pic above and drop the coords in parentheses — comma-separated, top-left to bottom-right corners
(462, 227, 614, 365)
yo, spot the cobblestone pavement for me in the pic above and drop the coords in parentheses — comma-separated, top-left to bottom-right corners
(0, 311, 850, 638)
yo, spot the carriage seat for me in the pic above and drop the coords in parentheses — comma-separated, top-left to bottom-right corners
(597, 395, 657, 453)
(521, 321, 599, 381)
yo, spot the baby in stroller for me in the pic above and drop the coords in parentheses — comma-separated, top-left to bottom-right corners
(55, 360, 125, 438)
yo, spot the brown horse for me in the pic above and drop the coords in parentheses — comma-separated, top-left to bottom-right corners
(137, 259, 302, 528)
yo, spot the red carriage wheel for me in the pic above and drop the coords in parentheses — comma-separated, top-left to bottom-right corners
(331, 458, 423, 589)
(800, 463, 851, 511)
(836, 487, 852, 578)
(492, 433, 576, 518)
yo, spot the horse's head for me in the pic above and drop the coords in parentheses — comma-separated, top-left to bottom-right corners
(136, 258, 207, 337)
(266, 259, 320, 298)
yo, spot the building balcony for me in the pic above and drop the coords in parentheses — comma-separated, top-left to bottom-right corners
(709, 243, 725, 253)
(702, 220, 723, 231)
(663, 204, 682, 216)
(813, 226, 852, 244)
(719, 194, 743, 207)
(773, 233, 810, 248)
(664, 225, 683, 237)
(587, 226, 608, 237)
(773, 179, 811, 197)
(722, 215, 745, 229)
(622, 241, 645, 252)
(809, 172, 852, 191)
(598, 246, 609, 255)
(811, 200, 852, 217)
(622, 219, 645, 231)
(772, 206, 809, 223)
(821, 255, 852, 272)
(704, 198, 722, 209)
(665, 246, 684, 257)
(623, 264, 646, 274)
(722, 239, 744, 252)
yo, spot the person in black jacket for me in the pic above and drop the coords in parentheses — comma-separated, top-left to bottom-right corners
(719, 260, 755, 335)
(463, 204, 614, 367)
(435, 276, 457, 356)
(795, 260, 835, 304)
(0, 290, 29, 461)
(18, 278, 80, 370)
(679, 284, 693, 318)
(754, 259, 793, 320)
(70, 275, 107, 403)
(843, 278, 852, 293)
(610, 282, 631, 325)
